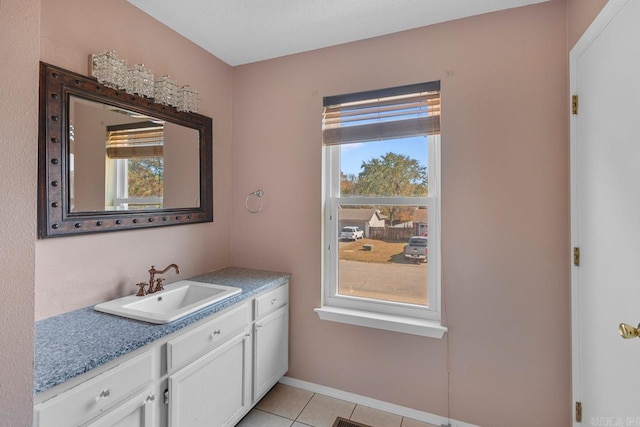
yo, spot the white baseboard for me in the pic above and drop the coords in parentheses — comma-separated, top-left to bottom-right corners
(279, 376, 480, 427)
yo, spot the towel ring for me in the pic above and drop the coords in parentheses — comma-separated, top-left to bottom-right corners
(245, 190, 264, 214)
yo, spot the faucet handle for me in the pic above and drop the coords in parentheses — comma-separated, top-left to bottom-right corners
(136, 282, 148, 296)
(155, 278, 165, 292)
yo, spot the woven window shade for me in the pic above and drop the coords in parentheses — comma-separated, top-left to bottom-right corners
(322, 81, 440, 146)
(106, 121, 164, 159)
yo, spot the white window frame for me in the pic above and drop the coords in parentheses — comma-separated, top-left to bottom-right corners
(316, 134, 445, 338)
(106, 158, 164, 210)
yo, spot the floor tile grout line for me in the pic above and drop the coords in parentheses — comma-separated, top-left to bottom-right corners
(252, 407, 297, 423)
(347, 403, 357, 421)
(294, 391, 316, 423)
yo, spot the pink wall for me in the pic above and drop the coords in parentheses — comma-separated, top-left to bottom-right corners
(231, 1, 571, 425)
(72, 102, 133, 211)
(0, 0, 39, 424)
(163, 123, 200, 209)
(567, 0, 609, 49)
(35, 0, 234, 319)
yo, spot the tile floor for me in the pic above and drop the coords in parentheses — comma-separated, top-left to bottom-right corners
(236, 383, 439, 427)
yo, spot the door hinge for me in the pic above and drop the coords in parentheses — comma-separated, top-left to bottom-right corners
(576, 401, 582, 422)
(572, 95, 579, 115)
(573, 247, 580, 266)
(163, 388, 169, 405)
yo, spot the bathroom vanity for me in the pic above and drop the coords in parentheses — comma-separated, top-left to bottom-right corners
(33, 267, 290, 427)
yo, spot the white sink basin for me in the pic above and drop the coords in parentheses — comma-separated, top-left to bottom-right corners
(94, 280, 241, 324)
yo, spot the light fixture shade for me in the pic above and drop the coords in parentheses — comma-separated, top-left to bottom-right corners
(154, 75, 179, 106)
(127, 64, 155, 98)
(90, 51, 127, 90)
(177, 85, 199, 113)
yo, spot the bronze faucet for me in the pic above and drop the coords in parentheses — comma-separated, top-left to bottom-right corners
(136, 264, 180, 296)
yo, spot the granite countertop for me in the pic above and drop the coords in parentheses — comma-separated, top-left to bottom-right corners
(34, 267, 291, 394)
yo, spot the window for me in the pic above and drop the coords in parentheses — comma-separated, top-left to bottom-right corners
(316, 82, 445, 338)
(105, 121, 165, 210)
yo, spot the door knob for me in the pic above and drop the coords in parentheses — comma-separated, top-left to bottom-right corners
(618, 323, 640, 339)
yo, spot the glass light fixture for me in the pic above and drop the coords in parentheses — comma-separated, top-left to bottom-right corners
(177, 85, 199, 113)
(90, 51, 127, 90)
(126, 64, 155, 98)
(154, 75, 178, 106)
(90, 52, 198, 111)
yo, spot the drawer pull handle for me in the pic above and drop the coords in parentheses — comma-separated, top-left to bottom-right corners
(271, 298, 277, 305)
(146, 394, 156, 402)
(210, 329, 222, 338)
(256, 323, 264, 328)
(96, 389, 111, 401)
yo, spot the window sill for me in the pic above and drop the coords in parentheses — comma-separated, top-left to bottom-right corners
(314, 306, 447, 338)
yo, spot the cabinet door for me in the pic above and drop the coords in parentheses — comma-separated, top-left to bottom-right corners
(254, 306, 289, 401)
(168, 328, 252, 427)
(84, 388, 156, 427)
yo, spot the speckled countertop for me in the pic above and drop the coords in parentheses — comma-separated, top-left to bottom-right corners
(34, 267, 291, 394)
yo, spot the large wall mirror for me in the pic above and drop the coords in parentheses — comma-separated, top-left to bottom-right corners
(38, 62, 213, 238)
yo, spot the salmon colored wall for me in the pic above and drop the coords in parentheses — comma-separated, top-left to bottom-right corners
(35, 0, 234, 319)
(231, 1, 570, 425)
(0, 0, 39, 424)
(567, 0, 609, 48)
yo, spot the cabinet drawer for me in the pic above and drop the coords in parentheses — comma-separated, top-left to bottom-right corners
(34, 351, 153, 427)
(167, 302, 250, 372)
(85, 387, 155, 427)
(254, 283, 288, 320)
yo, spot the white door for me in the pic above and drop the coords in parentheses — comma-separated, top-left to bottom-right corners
(571, 0, 640, 424)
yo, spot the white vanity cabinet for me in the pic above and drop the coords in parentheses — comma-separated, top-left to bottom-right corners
(253, 284, 289, 401)
(34, 280, 289, 427)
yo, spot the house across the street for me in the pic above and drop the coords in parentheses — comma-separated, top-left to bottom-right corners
(338, 208, 386, 238)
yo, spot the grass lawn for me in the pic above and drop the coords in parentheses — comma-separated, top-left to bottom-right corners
(339, 238, 415, 264)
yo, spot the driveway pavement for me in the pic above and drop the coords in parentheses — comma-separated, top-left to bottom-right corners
(338, 260, 428, 305)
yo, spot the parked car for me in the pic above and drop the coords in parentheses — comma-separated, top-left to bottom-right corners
(404, 236, 428, 263)
(340, 226, 364, 241)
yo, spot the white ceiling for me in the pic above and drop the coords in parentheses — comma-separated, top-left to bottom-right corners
(127, 0, 549, 66)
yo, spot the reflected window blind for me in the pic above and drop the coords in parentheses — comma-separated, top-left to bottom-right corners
(106, 121, 164, 159)
(322, 81, 441, 146)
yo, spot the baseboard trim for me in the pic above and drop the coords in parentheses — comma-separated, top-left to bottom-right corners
(279, 376, 480, 427)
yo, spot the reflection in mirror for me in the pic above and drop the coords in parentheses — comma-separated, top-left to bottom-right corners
(69, 96, 200, 212)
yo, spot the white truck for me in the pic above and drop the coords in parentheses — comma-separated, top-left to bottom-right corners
(340, 226, 364, 241)
(404, 236, 428, 263)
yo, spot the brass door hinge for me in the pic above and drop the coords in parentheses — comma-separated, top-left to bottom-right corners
(572, 95, 579, 115)
(573, 247, 580, 266)
(576, 401, 582, 422)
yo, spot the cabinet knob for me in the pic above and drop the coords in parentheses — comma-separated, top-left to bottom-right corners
(96, 389, 110, 401)
(271, 298, 277, 305)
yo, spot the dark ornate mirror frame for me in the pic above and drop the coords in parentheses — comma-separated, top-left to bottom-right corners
(38, 62, 213, 238)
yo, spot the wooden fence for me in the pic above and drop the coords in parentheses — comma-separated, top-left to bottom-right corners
(369, 227, 414, 242)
